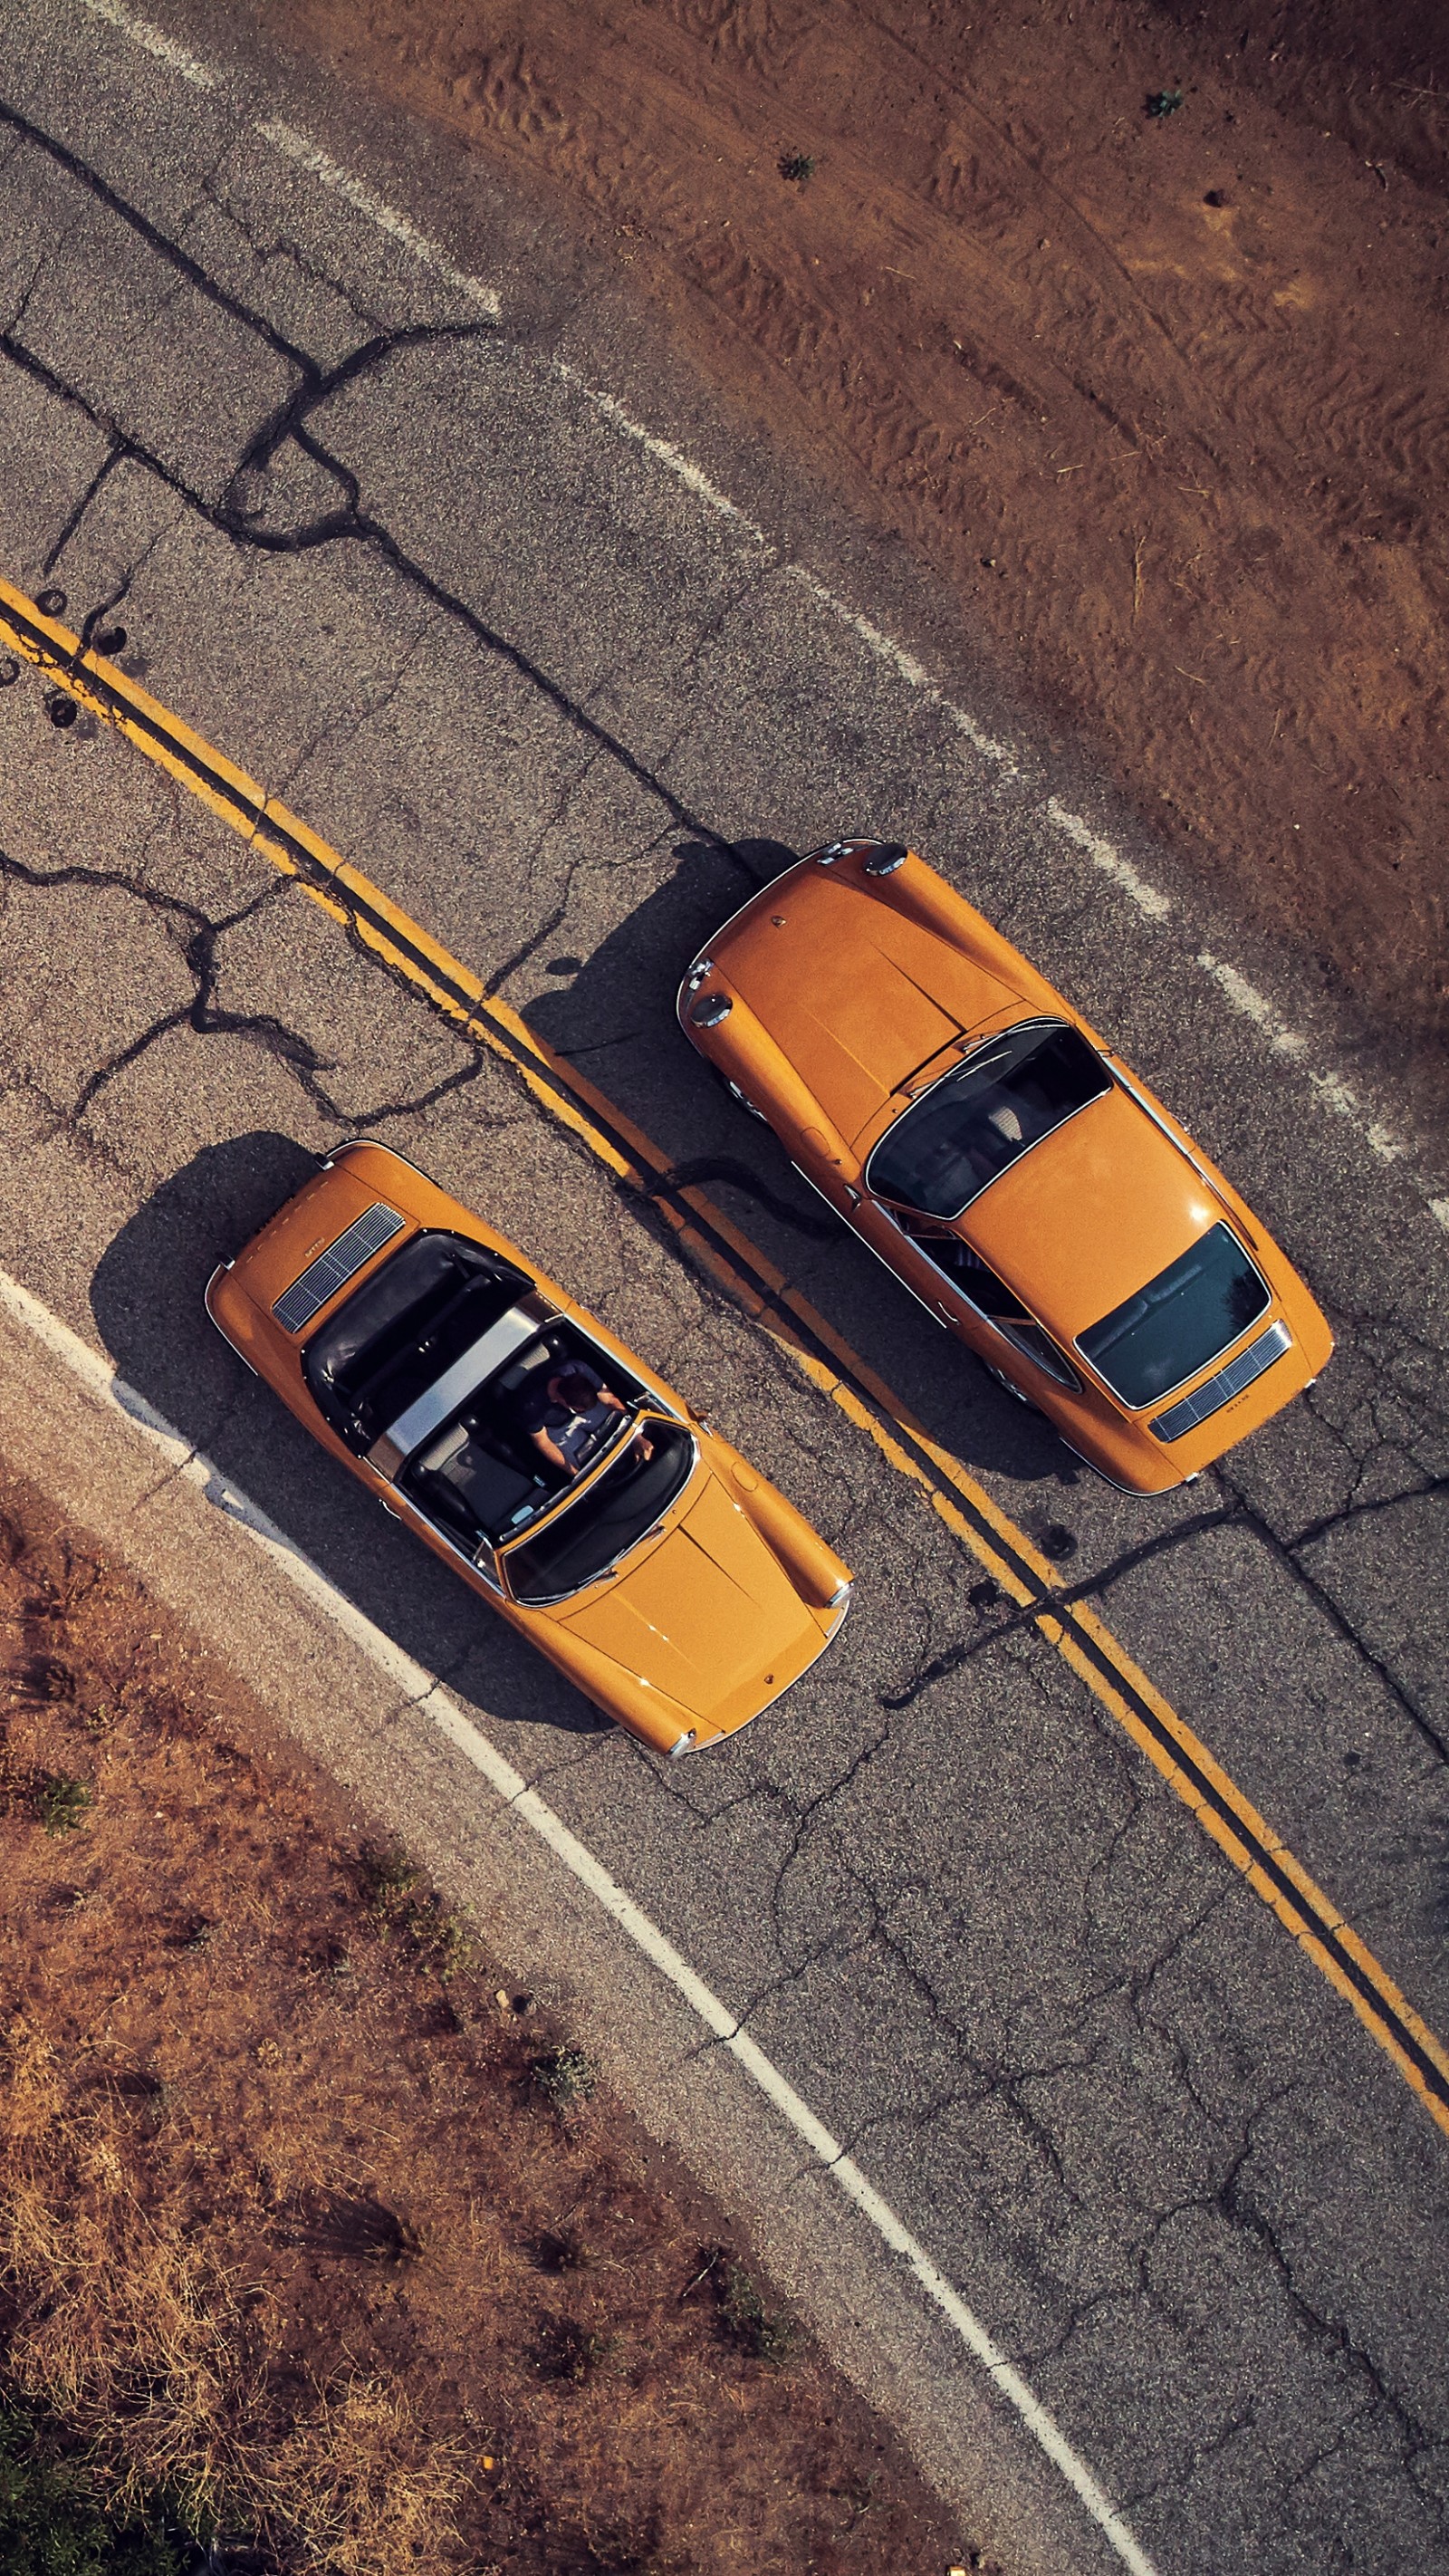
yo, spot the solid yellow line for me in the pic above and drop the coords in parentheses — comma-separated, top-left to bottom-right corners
(6, 573, 1447, 2139)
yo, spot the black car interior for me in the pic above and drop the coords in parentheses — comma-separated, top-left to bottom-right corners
(866, 1019, 1111, 1218)
(399, 1321, 653, 1554)
(305, 1226, 664, 1563)
(304, 1232, 531, 1453)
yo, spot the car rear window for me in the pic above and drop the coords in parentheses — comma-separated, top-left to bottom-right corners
(865, 1021, 1109, 1218)
(1078, 1222, 1270, 1407)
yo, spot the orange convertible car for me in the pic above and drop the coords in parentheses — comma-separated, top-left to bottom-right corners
(206, 1142, 850, 1753)
(678, 839, 1332, 1494)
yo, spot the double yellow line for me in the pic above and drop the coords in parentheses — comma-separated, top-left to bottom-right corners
(5, 569, 1448, 2141)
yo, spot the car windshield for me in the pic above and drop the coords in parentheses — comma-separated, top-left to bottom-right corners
(504, 1423, 696, 1605)
(866, 1021, 1110, 1217)
(1078, 1222, 1271, 1406)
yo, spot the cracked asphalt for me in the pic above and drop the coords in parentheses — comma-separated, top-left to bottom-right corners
(1, 5, 1446, 2571)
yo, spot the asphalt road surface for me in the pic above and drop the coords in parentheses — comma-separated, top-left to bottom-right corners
(1, 7, 1446, 2573)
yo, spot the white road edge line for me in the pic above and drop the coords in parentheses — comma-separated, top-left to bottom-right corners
(0, 1260, 1158, 2576)
(254, 120, 501, 312)
(65, 0, 1449, 1235)
(76, 0, 217, 88)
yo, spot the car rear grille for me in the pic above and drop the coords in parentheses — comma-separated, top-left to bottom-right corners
(272, 1202, 405, 1334)
(1150, 1318, 1291, 1443)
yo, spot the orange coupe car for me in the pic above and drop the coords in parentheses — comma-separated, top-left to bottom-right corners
(206, 1141, 850, 1754)
(678, 839, 1332, 1494)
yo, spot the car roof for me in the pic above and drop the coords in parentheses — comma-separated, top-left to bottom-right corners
(960, 1081, 1226, 1346)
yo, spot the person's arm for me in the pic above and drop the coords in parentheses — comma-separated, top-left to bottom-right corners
(531, 1425, 567, 1470)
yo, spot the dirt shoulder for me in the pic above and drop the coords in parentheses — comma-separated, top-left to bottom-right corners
(0, 1461, 971, 2576)
(238, 0, 1447, 1094)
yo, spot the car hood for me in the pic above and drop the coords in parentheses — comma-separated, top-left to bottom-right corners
(555, 1469, 826, 1727)
(724, 868, 1016, 1144)
(961, 1081, 1238, 1347)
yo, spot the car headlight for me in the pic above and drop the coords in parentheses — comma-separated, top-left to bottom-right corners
(863, 843, 907, 875)
(690, 992, 732, 1028)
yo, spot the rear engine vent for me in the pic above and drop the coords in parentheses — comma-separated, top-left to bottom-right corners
(1151, 1318, 1291, 1443)
(273, 1203, 405, 1335)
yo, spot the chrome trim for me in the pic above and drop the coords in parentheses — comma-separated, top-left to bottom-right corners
(682, 1581, 852, 1754)
(397, 1485, 504, 1595)
(1150, 1318, 1292, 1443)
(1055, 1435, 1157, 1496)
(323, 1136, 448, 1190)
(891, 1219, 1081, 1389)
(273, 1202, 406, 1334)
(367, 1297, 547, 1477)
(676, 856, 811, 1028)
(790, 1163, 951, 1330)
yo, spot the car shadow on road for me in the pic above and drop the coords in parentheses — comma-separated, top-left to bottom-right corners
(527, 837, 1082, 1499)
(88, 1131, 611, 1749)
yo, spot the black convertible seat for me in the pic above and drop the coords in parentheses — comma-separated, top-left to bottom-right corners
(304, 1231, 532, 1451)
(412, 1418, 543, 1545)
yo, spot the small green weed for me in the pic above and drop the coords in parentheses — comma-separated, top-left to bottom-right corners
(689, 2246, 797, 2364)
(0, 2399, 191, 2574)
(1146, 87, 1184, 117)
(778, 150, 816, 183)
(530, 2047, 597, 2113)
(533, 2318, 615, 2385)
(35, 1775, 92, 1838)
(356, 1841, 474, 1977)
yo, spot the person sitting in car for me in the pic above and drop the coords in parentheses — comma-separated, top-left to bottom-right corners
(523, 1360, 650, 1477)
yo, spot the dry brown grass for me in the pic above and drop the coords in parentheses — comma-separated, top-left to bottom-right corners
(268, 2379, 464, 2576)
(0, 1461, 968, 2574)
(0, 2015, 465, 2573)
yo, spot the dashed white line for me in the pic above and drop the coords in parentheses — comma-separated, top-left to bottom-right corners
(788, 565, 1016, 770)
(0, 1259, 1158, 2576)
(56, 0, 1449, 1237)
(1046, 795, 1172, 922)
(77, 0, 217, 88)
(1195, 950, 1307, 1053)
(254, 121, 501, 312)
(557, 365, 761, 531)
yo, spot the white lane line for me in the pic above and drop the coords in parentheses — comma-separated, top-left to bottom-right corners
(57, 0, 1449, 1235)
(554, 370, 1015, 769)
(76, 0, 217, 88)
(254, 121, 501, 312)
(0, 1259, 1157, 2576)
(788, 565, 1016, 771)
(556, 364, 763, 532)
(1045, 795, 1172, 923)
